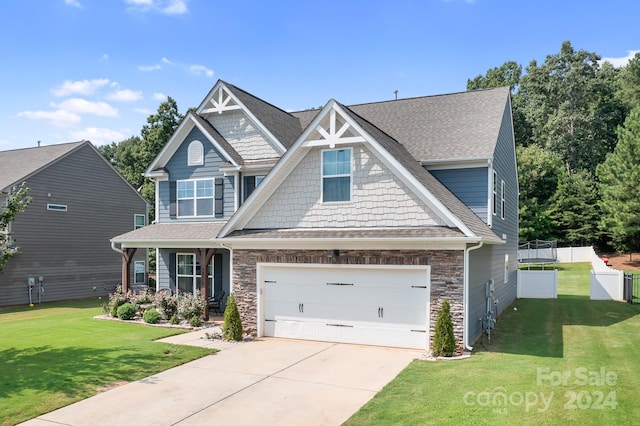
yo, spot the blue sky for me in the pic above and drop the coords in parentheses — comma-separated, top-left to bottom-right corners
(1, 0, 638, 151)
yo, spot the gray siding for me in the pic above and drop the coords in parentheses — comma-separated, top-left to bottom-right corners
(0, 144, 147, 306)
(467, 100, 519, 344)
(430, 167, 488, 222)
(158, 127, 235, 223)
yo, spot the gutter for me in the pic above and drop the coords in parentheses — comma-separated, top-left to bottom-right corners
(110, 241, 123, 254)
(464, 241, 484, 351)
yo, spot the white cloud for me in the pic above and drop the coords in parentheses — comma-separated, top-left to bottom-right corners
(134, 108, 153, 114)
(51, 78, 110, 96)
(138, 64, 162, 72)
(17, 109, 82, 127)
(153, 92, 167, 100)
(124, 0, 188, 15)
(161, 57, 173, 65)
(101, 53, 109, 60)
(107, 89, 143, 102)
(601, 50, 640, 68)
(189, 64, 214, 77)
(69, 127, 125, 146)
(52, 98, 119, 117)
(65, 0, 83, 8)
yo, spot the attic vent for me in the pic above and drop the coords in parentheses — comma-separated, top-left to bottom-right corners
(188, 140, 204, 166)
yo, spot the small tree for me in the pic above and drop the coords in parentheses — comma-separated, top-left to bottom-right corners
(432, 299, 456, 357)
(0, 183, 32, 273)
(222, 293, 243, 341)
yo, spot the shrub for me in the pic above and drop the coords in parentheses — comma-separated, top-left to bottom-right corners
(432, 299, 456, 357)
(170, 313, 179, 325)
(222, 293, 243, 341)
(154, 290, 177, 319)
(106, 285, 128, 317)
(176, 292, 205, 321)
(117, 302, 137, 320)
(143, 308, 161, 324)
(129, 289, 153, 310)
(189, 316, 201, 327)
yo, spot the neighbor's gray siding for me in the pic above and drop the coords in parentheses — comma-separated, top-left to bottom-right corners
(157, 127, 235, 223)
(430, 167, 488, 222)
(0, 144, 147, 306)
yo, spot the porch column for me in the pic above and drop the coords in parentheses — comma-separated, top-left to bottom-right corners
(195, 248, 216, 321)
(121, 248, 137, 293)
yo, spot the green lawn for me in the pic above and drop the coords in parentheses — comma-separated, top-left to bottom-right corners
(346, 263, 640, 425)
(0, 299, 214, 426)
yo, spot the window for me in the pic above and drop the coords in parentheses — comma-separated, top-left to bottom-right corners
(243, 175, 265, 201)
(187, 141, 204, 166)
(501, 180, 505, 220)
(47, 204, 67, 211)
(134, 261, 145, 284)
(504, 254, 509, 284)
(492, 171, 497, 216)
(177, 179, 214, 217)
(176, 253, 213, 295)
(134, 214, 145, 229)
(322, 148, 351, 202)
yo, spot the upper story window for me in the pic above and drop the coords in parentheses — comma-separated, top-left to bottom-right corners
(177, 179, 214, 217)
(134, 214, 145, 229)
(501, 180, 505, 220)
(187, 141, 204, 166)
(492, 171, 498, 216)
(243, 175, 264, 201)
(322, 148, 352, 203)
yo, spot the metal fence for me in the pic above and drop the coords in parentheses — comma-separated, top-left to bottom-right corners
(623, 273, 640, 304)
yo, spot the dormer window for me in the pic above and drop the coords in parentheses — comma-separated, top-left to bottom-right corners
(187, 140, 204, 166)
(322, 148, 352, 202)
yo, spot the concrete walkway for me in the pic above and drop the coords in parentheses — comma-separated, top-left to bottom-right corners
(21, 329, 422, 426)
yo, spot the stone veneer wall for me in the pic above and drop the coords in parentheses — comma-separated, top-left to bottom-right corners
(232, 249, 465, 353)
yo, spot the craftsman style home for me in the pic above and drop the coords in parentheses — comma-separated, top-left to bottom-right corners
(0, 141, 148, 307)
(111, 80, 518, 352)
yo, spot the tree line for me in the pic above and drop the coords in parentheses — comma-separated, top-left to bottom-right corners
(468, 41, 640, 253)
(97, 41, 640, 255)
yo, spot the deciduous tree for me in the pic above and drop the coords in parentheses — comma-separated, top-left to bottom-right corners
(0, 183, 32, 272)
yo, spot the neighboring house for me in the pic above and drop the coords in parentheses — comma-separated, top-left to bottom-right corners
(0, 141, 148, 307)
(111, 80, 518, 352)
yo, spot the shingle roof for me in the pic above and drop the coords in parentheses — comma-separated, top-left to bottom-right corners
(112, 222, 227, 244)
(0, 141, 86, 191)
(292, 87, 510, 163)
(339, 103, 503, 243)
(224, 81, 303, 149)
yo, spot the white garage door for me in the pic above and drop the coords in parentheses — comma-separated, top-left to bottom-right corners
(258, 263, 430, 349)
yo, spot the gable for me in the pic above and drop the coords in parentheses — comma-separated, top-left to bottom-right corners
(245, 144, 446, 229)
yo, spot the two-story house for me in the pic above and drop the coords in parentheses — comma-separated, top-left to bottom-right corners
(111, 80, 518, 353)
(0, 141, 148, 307)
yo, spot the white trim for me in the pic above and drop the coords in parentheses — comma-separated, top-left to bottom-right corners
(492, 170, 498, 218)
(501, 179, 505, 220)
(154, 180, 161, 223)
(134, 214, 146, 229)
(223, 237, 471, 251)
(187, 140, 204, 166)
(487, 160, 494, 227)
(422, 158, 491, 170)
(134, 260, 146, 284)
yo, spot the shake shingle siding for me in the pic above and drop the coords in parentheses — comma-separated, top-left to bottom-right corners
(0, 143, 147, 306)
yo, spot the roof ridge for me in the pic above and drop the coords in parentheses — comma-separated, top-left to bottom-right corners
(0, 140, 86, 154)
(221, 80, 297, 119)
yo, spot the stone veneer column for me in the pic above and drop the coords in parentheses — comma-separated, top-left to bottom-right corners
(232, 249, 465, 352)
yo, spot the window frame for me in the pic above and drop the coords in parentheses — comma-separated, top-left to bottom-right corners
(175, 253, 213, 296)
(492, 171, 498, 217)
(501, 179, 505, 220)
(134, 214, 145, 229)
(321, 147, 352, 203)
(242, 175, 265, 202)
(176, 178, 215, 218)
(134, 260, 145, 284)
(47, 204, 68, 212)
(504, 254, 509, 284)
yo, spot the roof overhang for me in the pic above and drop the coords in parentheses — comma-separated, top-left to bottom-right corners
(421, 158, 491, 170)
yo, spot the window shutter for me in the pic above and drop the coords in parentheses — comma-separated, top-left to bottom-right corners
(169, 181, 177, 218)
(169, 253, 176, 293)
(215, 178, 224, 217)
(213, 253, 223, 293)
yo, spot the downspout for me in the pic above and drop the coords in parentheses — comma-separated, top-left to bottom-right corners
(110, 241, 123, 254)
(464, 241, 484, 351)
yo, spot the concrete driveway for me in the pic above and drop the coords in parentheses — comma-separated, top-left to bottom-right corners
(21, 335, 422, 426)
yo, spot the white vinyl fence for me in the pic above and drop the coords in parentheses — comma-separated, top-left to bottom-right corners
(517, 269, 558, 299)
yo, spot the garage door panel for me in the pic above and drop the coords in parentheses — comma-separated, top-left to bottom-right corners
(260, 264, 430, 350)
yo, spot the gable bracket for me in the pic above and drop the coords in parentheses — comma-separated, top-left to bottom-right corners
(201, 86, 241, 114)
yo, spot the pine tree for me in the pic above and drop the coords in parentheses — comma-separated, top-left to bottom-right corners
(432, 299, 456, 357)
(222, 293, 243, 341)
